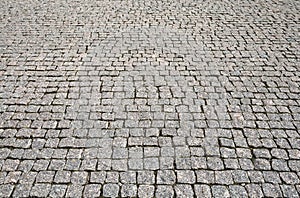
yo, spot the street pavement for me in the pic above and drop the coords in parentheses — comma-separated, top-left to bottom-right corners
(0, 0, 299, 197)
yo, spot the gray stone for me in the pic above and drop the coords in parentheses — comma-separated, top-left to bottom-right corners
(112, 159, 128, 171)
(254, 159, 271, 170)
(263, 171, 282, 184)
(4, 171, 21, 184)
(280, 172, 300, 184)
(157, 170, 176, 184)
(160, 157, 174, 169)
(194, 184, 212, 198)
(83, 184, 101, 197)
(71, 171, 88, 184)
(90, 171, 106, 184)
(97, 159, 111, 170)
(112, 148, 128, 159)
(215, 171, 234, 184)
(175, 184, 194, 197)
(175, 158, 192, 169)
(138, 171, 155, 184)
(36, 171, 55, 183)
(49, 185, 67, 197)
(13, 184, 32, 197)
(30, 184, 51, 197)
(129, 147, 143, 158)
(0, 184, 14, 197)
(103, 184, 119, 197)
(232, 170, 250, 183)
(196, 170, 215, 184)
(271, 159, 290, 171)
(280, 184, 299, 198)
(66, 184, 84, 197)
(138, 185, 155, 198)
(121, 184, 137, 197)
(207, 157, 224, 170)
(120, 171, 136, 184)
(80, 159, 97, 170)
(211, 185, 230, 198)
(155, 185, 174, 198)
(105, 172, 119, 183)
(229, 185, 248, 198)
(245, 184, 264, 198)
(128, 158, 143, 170)
(262, 183, 282, 197)
(144, 158, 159, 170)
(176, 170, 196, 184)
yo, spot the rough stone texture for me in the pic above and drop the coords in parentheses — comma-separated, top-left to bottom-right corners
(0, 0, 299, 197)
(103, 184, 120, 197)
(138, 185, 155, 198)
(83, 184, 101, 197)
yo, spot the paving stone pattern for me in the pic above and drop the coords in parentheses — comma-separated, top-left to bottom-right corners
(0, 0, 299, 197)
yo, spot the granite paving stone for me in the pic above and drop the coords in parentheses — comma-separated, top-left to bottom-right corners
(0, 0, 299, 197)
(49, 184, 67, 197)
(138, 185, 155, 198)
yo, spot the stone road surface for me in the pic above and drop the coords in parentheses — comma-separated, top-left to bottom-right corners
(0, 0, 300, 197)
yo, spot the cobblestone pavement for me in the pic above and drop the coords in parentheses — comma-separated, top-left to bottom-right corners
(0, 0, 299, 197)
